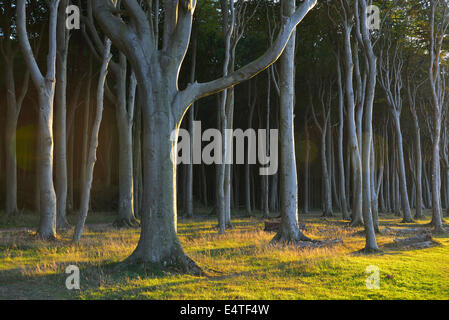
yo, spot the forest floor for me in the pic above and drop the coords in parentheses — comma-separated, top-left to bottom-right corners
(0, 208, 448, 299)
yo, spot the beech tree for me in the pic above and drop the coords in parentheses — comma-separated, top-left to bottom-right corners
(427, 0, 448, 232)
(54, 0, 70, 228)
(310, 80, 333, 217)
(378, 40, 413, 223)
(17, 0, 60, 240)
(91, 0, 317, 272)
(73, 37, 112, 242)
(81, 1, 139, 227)
(271, 0, 312, 243)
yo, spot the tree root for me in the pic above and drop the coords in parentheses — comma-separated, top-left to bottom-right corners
(349, 219, 363, 227)
(270, 230, 314, 245)
(270, 231, 344, 249)
(401, 217, 414, 223)
(431, 226, 446, 234)
(113, 217, 140, 228)
(359, 247, 382, 254)
(118, 251, 204, 276)
(34, 232, 58, 242)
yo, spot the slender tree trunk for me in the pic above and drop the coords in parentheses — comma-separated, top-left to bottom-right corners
(357, 0, 379, 251)
(392, 113, 413, 222)
(17, 0, 60, 240)
(81, 59, 92, 208)
(336, 55, 349, 219)
(411, 110, 423, 219)
(55, 0, 70, 228)
(184, 22, 198, 218)
(73, 39, 112, 242)
(245, 81, 256, 214)
(303, 113, 310, 214)
(272, 0, 311, 243)
(342, 23, 363, 227)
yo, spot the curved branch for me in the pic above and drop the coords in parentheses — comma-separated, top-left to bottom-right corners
(181, 0, 317, 110)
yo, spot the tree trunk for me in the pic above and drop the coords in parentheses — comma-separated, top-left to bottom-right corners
(115, 117, 138, 226)
(357, 0, 379, 251)
(336, 55, 349, 219)
(73, 39, 112, 242)
(184, 22, 198, 218)
(271, 0, 311, 243)
(342, 23, 363, 227)
(411, 110, 423, 219)
(17, 0, 59, 240)
(92, 0, 317, 272)
(55, 0, 70, 228)
(392, 113, 413, 222)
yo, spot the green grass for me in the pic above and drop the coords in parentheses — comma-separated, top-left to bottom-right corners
(0, 209, 448, 299)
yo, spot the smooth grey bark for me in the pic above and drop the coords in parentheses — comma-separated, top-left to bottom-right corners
(55, 0, 70, 228)
(427, 0, 448, 232)
(271, 0, 312, 243)
(218, 0, 258, 229)
(245, 80, 256, 214)
(17, 0, 59, 240)
(115, 66, 138, 227)
(262, 69, 271, 218)
(80, 58, 92, 207)
(73, 38, 112, 242)
(356, 0, 379, 251)
(407, 78, 424, 219)
(81, 1, 138, 227)
(184, 21, 198, 218)
(370, 139, 379, 232)
(216, 0, 234, 234)
(133, 90, 143, 219)
(378, 43, 413, 223)
(336, 53, 349, 219)
(310, 82, 333, 217)
(93, 0, 317, 272)
(337, 6, 363, 227)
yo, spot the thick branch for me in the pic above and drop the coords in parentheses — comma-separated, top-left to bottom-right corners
(181, 0, 317, 110)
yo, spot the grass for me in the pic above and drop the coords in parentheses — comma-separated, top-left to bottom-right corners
(0, 209, 448, 300)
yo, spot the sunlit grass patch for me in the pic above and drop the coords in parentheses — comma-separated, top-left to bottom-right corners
(0, 210, 448, 299)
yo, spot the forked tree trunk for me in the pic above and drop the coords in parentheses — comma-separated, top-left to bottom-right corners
(73, 39, 112, 242)
(427, 0, 446, 232)
(342, 22, 363, 227)
(17, 0, 59, 240)
(124, 82, 201, 272)
(93, 0, 317, 272)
